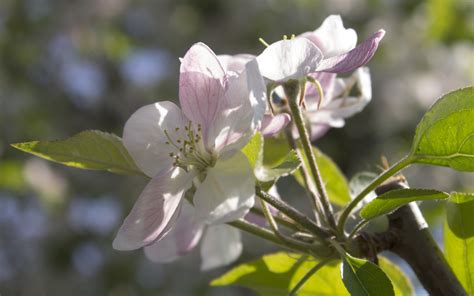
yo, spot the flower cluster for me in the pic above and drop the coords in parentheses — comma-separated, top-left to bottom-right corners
(113, 15, 384, 269)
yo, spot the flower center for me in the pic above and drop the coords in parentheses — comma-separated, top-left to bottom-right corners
(164, 121, 215, 172)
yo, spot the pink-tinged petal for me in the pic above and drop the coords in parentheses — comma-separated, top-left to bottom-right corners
(309, 124, 332, 141)
(179, 42, 227, 141)
(194, 151, 255, 224)
(144, 201, 204, 263)
(257, 38, 323, 82)
(112, 167, 194, 251)
(316, 30, 385, 73)
(200, 224, 242, 270)
(209, 59, 267, 154)
(260, 113, 291, 137)
(300, 15, 357, 57)
(217, 54, 255, 74)
(306, 68, 372, 140)
(123, 102, 188, 177)
(325, 67, 372, 118)
(304, 72, 337, 111)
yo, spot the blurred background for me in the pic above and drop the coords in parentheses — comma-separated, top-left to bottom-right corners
(0, 0, 472, 295)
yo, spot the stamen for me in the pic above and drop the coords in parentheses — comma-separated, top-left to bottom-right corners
(258, 37, 270, 48)
(307, 76, 325, 109)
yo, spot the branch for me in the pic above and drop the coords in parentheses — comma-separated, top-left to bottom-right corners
(353, 181, 466, 295)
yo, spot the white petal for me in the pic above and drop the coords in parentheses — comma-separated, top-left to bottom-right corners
(144, 200, 204, 263)
(179, 43, 227, 146)
(194, 151, 255, 224)
(310, 68, 372, 121)
(217, 54, 255, 74)
(257, 38, 323, 82)
(302, 15, 357, 58)
(260, 113, 291, 137)
(209, 59, 267, 154)
(123, 102, 188, 177)
(112, 167, 194, 251)
(200, 224, 242, 270)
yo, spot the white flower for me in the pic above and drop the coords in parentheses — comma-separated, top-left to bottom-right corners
(112, 42, 266, 251)
(304, 68, 372, 140)
(256, 15, 385, 83)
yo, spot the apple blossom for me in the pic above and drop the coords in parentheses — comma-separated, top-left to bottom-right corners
(112, 42, 266, 251)
(304, 67, 372, 140)
(256, 15, 385, 83)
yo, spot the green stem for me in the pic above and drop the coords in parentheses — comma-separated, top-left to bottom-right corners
(347, 219, 370, 241)
(228, 219, 310, 254)
(286, 80, 337, 230)
(257, 188, 331, 239)
(288, 258, 333, 296)
(336, 155, 412, 237)
(259, 199, 318, 250)
(284, 127, 324, 224)
(249, 207, 301, 231)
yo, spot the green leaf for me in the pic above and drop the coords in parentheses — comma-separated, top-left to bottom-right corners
(211, 252, 347, 296)
(379, 257, 414, 296)
(294, 146, 351, 207)
(211, 253, 411, 296)
(342, 253, 395, 296)
(444, 192, 474, 294)
(349, 172, 378, 198)
(410, 87, 474, 172)
(263, 136, 292, 167)
(360, 189, 449, 220)
(241, 132, 263, 169)
(11, 130, 144, 176)
(256, 150, 301, 182)
(244, 134, 301, 183)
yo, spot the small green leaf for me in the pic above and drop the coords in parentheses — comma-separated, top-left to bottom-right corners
(11, 130, 144, 176)
(244, 134, 301, 183)
(241, 132, 263, 169)
(256, 150, 301, 182)
(360, 189, 449, 220)
(211, 252, 347, 296)
(349, 172, 378, 198)
(342, 253, 395, 296)
(294, 146, 351, 207)
(263, 136, 292, 167)
(410, 87, 474, 172)
(444, 192, 474, 294)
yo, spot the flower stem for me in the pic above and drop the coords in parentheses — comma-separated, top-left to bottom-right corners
(228, 219, 310, 254)
(284, 127, 325, 225)
(336, 155, 412, 237)
(249, 207, 301, 231)
(285, 80, 337, 230)
(259, 199, 317, 250)
(256, 188, 331, 239)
